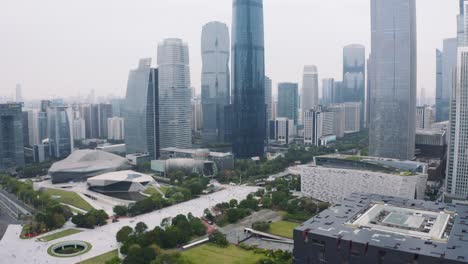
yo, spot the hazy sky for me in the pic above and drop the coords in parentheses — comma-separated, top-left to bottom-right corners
(0, 0, 458, 100)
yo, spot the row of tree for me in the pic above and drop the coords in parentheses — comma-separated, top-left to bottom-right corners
(71, 209, 109, 229)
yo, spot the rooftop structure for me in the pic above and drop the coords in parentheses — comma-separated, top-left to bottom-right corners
(160, 147, 233, 170)
(293, 193, 468, 264)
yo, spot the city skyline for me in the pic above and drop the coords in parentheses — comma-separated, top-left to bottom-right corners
(0, 0, 457, 100)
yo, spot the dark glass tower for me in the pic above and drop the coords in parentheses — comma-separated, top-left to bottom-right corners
(231, 0, 266, 159)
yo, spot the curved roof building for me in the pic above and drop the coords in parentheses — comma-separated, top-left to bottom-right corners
(49, 149, 130, 183)
(87, 170, 159, 194)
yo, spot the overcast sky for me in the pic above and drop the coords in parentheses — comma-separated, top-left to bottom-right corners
(0, 0, 458, 100)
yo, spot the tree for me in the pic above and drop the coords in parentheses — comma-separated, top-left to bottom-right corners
(117, 226, 133, 243)
(252, 221, 270, 232)
(151, 253, 194, 264)
(210, 230, 228, 248)
(113, 205, 128, 216)
(135, 222, 148, 234)
(229, 199, 238, 208)
(189, 218, 206, 236)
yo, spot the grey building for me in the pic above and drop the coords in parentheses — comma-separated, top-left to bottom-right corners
(294, 193, 468, 264)
(110, 99, 125, 118)
(124, 58, 159, 159)
(277, 82, 299, 125)
(321, 78, 335, 106)
(437, 38, 457, 122)
(22, 111, 30, 147)
(0, 103, 25, 171)
(343, 44, 366, 128)
(47, 106, 72, 159)
(231, 0, 266, 159)
(301, 65, 319, 112)
(98, 103, 113, 139)
(369, 0, 417, 160)
(201, 21, 230, 144)
(158, 38, 192, 150)
(265, 76, 272, 126)
(436, 48, 444, 121)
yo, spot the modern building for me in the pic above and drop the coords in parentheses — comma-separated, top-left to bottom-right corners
(15, 84, 23, 103)
(231, 0, 266, 159)
(72, 118, 86, 140)
(124, 58, 159, 159)
(328, 104, 345, 138)
(437, 38, 458, 122)
(160, 147, 234, 171)
(301, 66, 319, 113)
(47, 106, 73, 159)
(436, 48, 444, 121)
(98, 103, 113, 139)
(269, 118, 295, 145)
(293, 154, 428, 204)
(191, 97, 203, 132)
(343, 44, 366, 128)
(369, 0, 417, 160)
(48, 149, 130, 183)
(293, 193, 468, 264)
(0, 103, 25, 171)
(416, 106, 435, 130)
(415, 129, 447, 159)
(81, 104, 99, 139)
(151, 158, 216, 177)
(107, 117, 124, 141)
(277, 83, 299, 125)
(201, 21, 230, 144)
(110, 98, 125, 118)
(303, 110, 335, 146)
(321, 78, 335, 106)
(22, 111, 30, 147)
(344, 102, 361, 133)
(158, 38, 192, 150)
(265, 76, 273, 136)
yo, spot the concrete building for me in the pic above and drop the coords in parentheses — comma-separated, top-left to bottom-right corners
(343, 44, 366, 127)
(303, 110, 335, 146)
(293, 154, 428, 203)
(0, 103, 25, 171)
(231, 0, 266, 159)
(107, 117, 124, 141)
(277, 83, 299, 125)
(328, 104, 345, 138)
(416, 106, 435, 129)
(369, 0, 417, 160)
(158, 38, 192, 150)
(201, 21, 230, 144)
(269, 118, 295, 145)
(344, 102, 361, 133)
(124, 58, 159, 159)
(293, 193, 468, 264)
(301, 66, 319, 113)
(73, 118, 86, 140)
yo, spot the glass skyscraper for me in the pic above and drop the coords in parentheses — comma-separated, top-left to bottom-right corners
(0, 103, 25, 171)
(301, 66, 319, 113)
(436, 38, 457, 122)
(124, 58, 159, 159)
(277, 83, 299, 125)
(369, 0, 417, 160)
(201, 21, 230, 144)
(232, 0, 266, 159)
(47, 106, 72, 159)
(343, 44, 365, 128)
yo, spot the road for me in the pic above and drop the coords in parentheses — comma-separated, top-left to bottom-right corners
(0, 185, 258, 264)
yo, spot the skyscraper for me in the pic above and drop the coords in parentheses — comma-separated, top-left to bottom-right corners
(369, 0, 417, 160)
(322, 78, 335, 106)
(232, 0, 266, 159)
(73, 118, 86, 140)
(0, 103, 25, 171)
(436, 38, 458, 122)
(124, 58, 159, 159)
(157, 38, 192, 150)
(265, 76, 272, 122)
(277, 83, 299, 125)
(201, 22, 230, 144)
(301, 66, 319, 112)
(436, 49, 444, 120)
(47, 106, 72, 159)
(107, 117, 124, 141)
(98, 103, 113, 139)
(343, 44, 365, 128)
(15, 84, 23, 103)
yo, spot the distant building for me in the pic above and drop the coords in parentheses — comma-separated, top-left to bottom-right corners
(265, 76, 273, 136)
(416, 106, 435, 129)
(269, 118, 295, 145)
(436, 38, 457, 122)
(160, 147, 233, 171)
(0, 103, 25, 171)
(73, 118, 86, 140)
(107, 117, 124, 141)
(277, 83, 299, 125)
(22, 111, 30, 147)
(343, 44, 366, 127)
(110, 99, 125, 118)
(343, 102, 361, 133)
(327, 104, 345, 138)
(97, 103, 113, 139)
(301, 66, 319, 112)
(321, 78, 334, 106)
(294, 193, 468, 264)
(191, 97, 203, 132)
(15, 84, 23, 103)
(47, 106, 73, 159)
(303, 110, 335, 146)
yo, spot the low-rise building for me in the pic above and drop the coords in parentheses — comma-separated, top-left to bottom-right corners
(269, 118, 295, 145)
(160, 147, 233, 171)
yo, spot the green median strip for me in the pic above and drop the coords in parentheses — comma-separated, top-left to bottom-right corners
(38, 229, 82, 242)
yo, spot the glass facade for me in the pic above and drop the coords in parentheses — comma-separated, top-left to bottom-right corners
(47, 106, 72, 159)
(436, 38, 457, 122)
(343, 44, 366, 128)
(0, 103, 25, 171)
(232, 0, 266, 159)
(369, 0, 417, 160)
(277, 83, 299, 125)
(301, 66, 319, 113)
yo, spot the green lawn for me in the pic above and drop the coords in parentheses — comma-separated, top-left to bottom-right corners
(44, 188, 94, 211)
(181, 244, 266, 264)
(269, 220, 299, 239)
(38, 229, 82, 242)
(78, 249, 118, 264)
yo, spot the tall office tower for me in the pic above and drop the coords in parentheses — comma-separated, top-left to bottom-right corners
(343, 44, 366, 128)
(22, 111, 30, 146)
(38, 100, 51, 142)
(47, 106, 72, 159)
(328, 104, 345, 138)
(232, 0, 266, 159)
(72, 119, 86, 140)
(436, 49, 444, 118)
(0, 103, 25, 171)
(303, 110, 334, 146)
(98, 103, 113, 138)
(458, 0, 465, 46)
(124, 58, 159, 159)
(419, 87, 427, 106)
(369, 0, 417, 160)
(333, 81, 344, 104)
(110, 99, 125, 118)
(27, 110, 39, 146)
(269, 118, 295, 144)
(277, 83, 299, 125)
(322, 78, 335, 105)
(366, 56, 373, 128)
(301, 66, 319, 113)
(81, 104, 99, 139)
(158, 38, 192, 150)
(192, 97, 203, 132)
(437, 38, 458, 122)
(446, 47, 468, 201)
(201, 21, 230, 144)
(107, 117, 125, 141)
(344, 102, 361, 133)
(15, 84, 23, 103)
(416, 106, 434, 130)
(265, 76, 272, 122)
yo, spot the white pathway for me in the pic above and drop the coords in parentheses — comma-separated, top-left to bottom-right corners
(0, 185, 258, 264)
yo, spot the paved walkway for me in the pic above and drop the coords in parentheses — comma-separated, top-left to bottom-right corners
(0, 185, 258, 264)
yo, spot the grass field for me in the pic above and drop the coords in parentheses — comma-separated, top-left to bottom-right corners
(38, 229, 82, 242)
(269, 220, 299, 239)
(181, 244, 266, 264)
(78, 249, 118, 264)
(44, 188, 94, 211)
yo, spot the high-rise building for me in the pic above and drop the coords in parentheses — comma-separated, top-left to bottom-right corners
(416, 106, 435, 130)
(436, 49, 444, 119)
(107, 117, 124, 141)
(47, 106, 73, 159)
(22, 111, 30, 147)
(0, 103, 25, 171)
(201, 22, 230, 144)
(124, 58, 159, 159)
(369, 0, 417, 160)
(277, 83, 299, 125)
(232, 0, 266, 159)
(192, 97, 203, 132)
(343, 102, 361, 133)
(269, 118, 294, 145)
(15, 84, 23, 103)
(303, 109, 335, 146)
(110, 99, 125, 118)
(437, 38, 458, 122)
(158, 38, 192, 150)
(265, 76, 272, 122)
(343, 44, 366, 127)
(73, 118, 86, 140)
(328, 104, 345, 138)
(81, 104, 99, 139)
(322, 78, 335, 106)
(301, 66, 319, 113)
(98, 103, 113, 139)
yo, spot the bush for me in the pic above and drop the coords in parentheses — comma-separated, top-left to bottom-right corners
(252, 221, 270, 232)
(72, 209, 108, 229)
(113, 205, 128, 216)
(209, 230, 228, 248)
